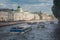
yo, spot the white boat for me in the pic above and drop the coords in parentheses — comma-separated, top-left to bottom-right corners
(10, 24, 32, 34)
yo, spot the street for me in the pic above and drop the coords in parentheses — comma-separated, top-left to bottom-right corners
(0, 21, 59, 40)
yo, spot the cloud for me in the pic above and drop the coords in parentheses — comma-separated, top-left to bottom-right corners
(0, 0, 53, 14)
(22, 2, 53, 14)
(22, 2, 52, 9)
(0, 3, 6, 8)
(0, 3, 4, 5)
(20, 0, 53, 14)
(0, 3, 18, 9)
(0, 0, 9, 3)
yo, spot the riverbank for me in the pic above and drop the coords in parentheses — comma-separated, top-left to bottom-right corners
(0, 20, 58, 27)
(0, 21, 25, 27)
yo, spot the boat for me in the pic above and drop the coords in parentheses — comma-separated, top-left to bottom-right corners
(37, 22, 45, 28)
(50, 21, 54, 24)
(10, 24, 32, 34)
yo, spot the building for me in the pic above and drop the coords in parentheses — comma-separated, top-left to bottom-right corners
(12, 6, 40, 21)
(13, 6, 35, 21)
(0, 5, 54, 22)
(0, 6, 40, 21)
(0, 8, 14, 21)
(42, 14, 54, 20)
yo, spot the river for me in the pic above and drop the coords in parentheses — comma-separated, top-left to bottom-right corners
(0, 21, 60, 40)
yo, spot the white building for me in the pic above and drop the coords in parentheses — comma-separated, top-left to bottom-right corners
(0, 6, 40, 21)
(13, 6, 40, 21)
(0, 9, 13, 21)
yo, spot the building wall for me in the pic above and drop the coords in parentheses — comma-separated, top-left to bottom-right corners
(13, 12, 23, 21)
(42, 14, 53, 20)
(0, 7, 54, 21)
(34, 14, 40, 20)
(0, 12, 9, 21)
(13, 12, 35, 21)
(22, 12, 34, 20)
(0, 11, 54, 21)
(0, 11, 14, 21)
(8, 12, 14, 21)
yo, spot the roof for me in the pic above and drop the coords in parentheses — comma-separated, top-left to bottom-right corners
(0, 9, 14, 12)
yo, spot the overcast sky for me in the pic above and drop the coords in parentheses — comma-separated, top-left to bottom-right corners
(0, 0, 53, 14)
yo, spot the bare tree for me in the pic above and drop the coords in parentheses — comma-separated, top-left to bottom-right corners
(38, 11, 42, 20)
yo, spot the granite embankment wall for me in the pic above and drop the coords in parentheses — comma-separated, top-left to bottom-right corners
(0, 21, 24, 27)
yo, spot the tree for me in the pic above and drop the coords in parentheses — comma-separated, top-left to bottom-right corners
(38, 11, 42, 20)
(49, 14, 55, 20)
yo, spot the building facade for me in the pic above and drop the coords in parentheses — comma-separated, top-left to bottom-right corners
(0, 9, 14, 21)
(0, 6, 40, 21)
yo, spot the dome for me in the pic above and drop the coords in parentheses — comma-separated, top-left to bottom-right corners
(16, 5, 23, 12)
(17, 6, 21, 8)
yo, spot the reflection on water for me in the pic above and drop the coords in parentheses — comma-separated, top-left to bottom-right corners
(0, 21, 60, 40)
(53, 24, 60, 40)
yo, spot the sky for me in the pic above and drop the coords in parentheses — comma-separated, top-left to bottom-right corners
(0, 0, 53, 14)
